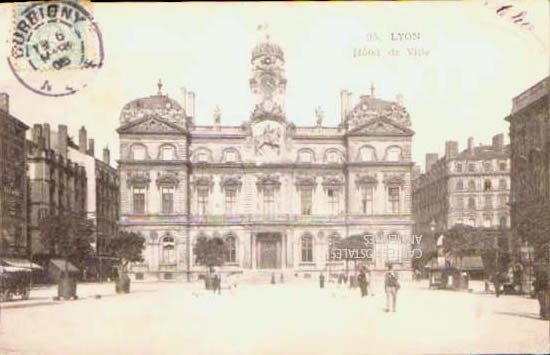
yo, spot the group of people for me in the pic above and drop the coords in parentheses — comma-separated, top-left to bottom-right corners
(320, 264, 401, 312)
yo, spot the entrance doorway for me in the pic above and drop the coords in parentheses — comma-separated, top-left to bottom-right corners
(256, 233, 281, 269)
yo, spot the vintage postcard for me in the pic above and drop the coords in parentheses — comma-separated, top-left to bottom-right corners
(0, 1, 549, 354)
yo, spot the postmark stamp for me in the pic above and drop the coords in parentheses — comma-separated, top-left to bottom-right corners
(8, 0, 104, 97)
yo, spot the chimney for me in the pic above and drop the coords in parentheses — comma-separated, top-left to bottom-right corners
(181, 87, 188, 111)
(492, 133, 504, 151)
(43, 123, 51, 149)
(425, 153, 439, 172)
(88, 138, 95, 157)
(0, 93, 9, 113)
(57, 124, 68, 157)
(78, 126, 87, 153)
(340, 89, 347, 123)
(32, 124, 43, 145)
(187, 91, 195, 123)
(445, 141, 458, 159)
(467, 137, 474, 154)
(103, 146, 110, 165)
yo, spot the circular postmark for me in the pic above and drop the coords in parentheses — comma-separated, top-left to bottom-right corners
(8, 0, 104, 97)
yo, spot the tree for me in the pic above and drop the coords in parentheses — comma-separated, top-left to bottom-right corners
(193, 236, 226, 274)
(40, 211, 95, 275)
(515, 198, 550, 274)
(109, 231, 145, 275)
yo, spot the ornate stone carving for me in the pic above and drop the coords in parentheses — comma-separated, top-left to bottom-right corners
(220, 175, 243, 191)
(346, 96, 411, 129)
(256, 174, 281, 192)
(383, 173, 406, 186)
(156, 171, 180, 188)
(355, 174, 378, 187)
(191, 176, 214, 191)
(126, 171, 151, 187)
(321, 176, 344, 190)
(295, 175, 317, 190)
(254, 124, 282, 156)
(251, 101, 284, 121)
(315, 106, 324, 127)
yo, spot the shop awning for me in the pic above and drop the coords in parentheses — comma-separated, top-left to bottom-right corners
(457, 256, 484, 271)
(0, 257, 43, 270)
(49, 259, 80, 273)
(0, 266, 31, 273)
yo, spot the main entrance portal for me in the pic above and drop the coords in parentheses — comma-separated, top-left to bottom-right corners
(256, 233, 282, 269)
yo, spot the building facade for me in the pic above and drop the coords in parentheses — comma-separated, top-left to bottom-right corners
(68, 127, 120, 259)
(118, 37, 415, 280)
(0, 93, 29, 258)
(412, 135, 511, 233)
(27, 124, 88, 257)
(505, 76, 549, 274)
(505, 76, 550, 228)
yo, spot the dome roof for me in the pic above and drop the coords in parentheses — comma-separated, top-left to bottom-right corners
(119, 92, 186, 127)
(122, 94, 182, 112)
(252, 41, 284, 61)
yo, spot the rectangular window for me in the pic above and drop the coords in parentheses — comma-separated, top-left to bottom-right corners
(361, 185, 374, 215)
(225, 189, 236, 214)
(133, 187, 145, 214)
(327, 189, 339, 214)
(161, 186, 174, 214)
(487, 195, 494, 208)
(197, 188, 208, 215)
(456, 196, 464, 210)
(301, 188, 313, 215)
(263, 188, 275, 215)
(388, 186, 400, 214)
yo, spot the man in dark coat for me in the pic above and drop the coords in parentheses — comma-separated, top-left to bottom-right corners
(212, 273, 221, 295)
(358, 268, 368, 297)
(319, 273, 325, 289)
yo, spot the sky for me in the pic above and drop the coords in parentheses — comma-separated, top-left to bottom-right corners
(0, 1, 548, 170)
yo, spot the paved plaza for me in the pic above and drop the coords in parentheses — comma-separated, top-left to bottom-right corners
(0, 279, 548, 354)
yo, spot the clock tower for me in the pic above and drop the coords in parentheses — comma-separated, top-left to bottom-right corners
(249, 29, 287, 120)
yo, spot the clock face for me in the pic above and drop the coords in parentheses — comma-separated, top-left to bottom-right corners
(262, 57, 273, 66)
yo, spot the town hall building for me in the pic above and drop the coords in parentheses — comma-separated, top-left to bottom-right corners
(117, 34, 416, 280)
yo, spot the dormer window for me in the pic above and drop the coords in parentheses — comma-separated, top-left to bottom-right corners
(299, 150, 313, 163)
(132, 145, 146, 160)
(226, 151, 236, 163)
(160, 146, 175, 160)
(386, 147, 401, 162)
(359, 146, 376, 162)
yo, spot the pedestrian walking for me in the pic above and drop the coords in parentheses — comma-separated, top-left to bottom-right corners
(384, 264, 400, 312)
(493, 272, 501, 298)
(358, 268, 368, 297)
(212, 273, 221, 295)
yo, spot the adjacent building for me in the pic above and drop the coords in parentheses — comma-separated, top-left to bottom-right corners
(505, 76, 549, 281)
(27, 124, 119, 277)
(118, 35, 416, 280)
(26, 124, 88, 259)
(412, 135, 511, 233)
(0, 93, 29, 258)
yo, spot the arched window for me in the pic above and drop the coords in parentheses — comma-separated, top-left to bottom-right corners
(301, 235, 313, 262)
(484, 179, 492, 191)
(468, 163, 476, 172)
(455, 163, 463, 172)
(499, 215, 508, 228)
(161, 236, 176, 265)
(159, 145, 176, 160)
(326, 149, 341, 163)
(385, 146, 402, 161)
(456, 180, 464, 191)
(131, 145, 146, 160)
(499, 162, 507, 171)
(468, 197, 476, 210)
(359, 146, 376, 162)
(483, 161, 492, 171)
(225, 235, 236, 264)
(484, 215, 492, 227)
(468, 180, 476, 191)
(298, 149, 314, 163)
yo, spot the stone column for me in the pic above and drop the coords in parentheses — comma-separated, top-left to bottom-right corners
(282, 233, 287, 270)
(251, 232, 256, 269)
